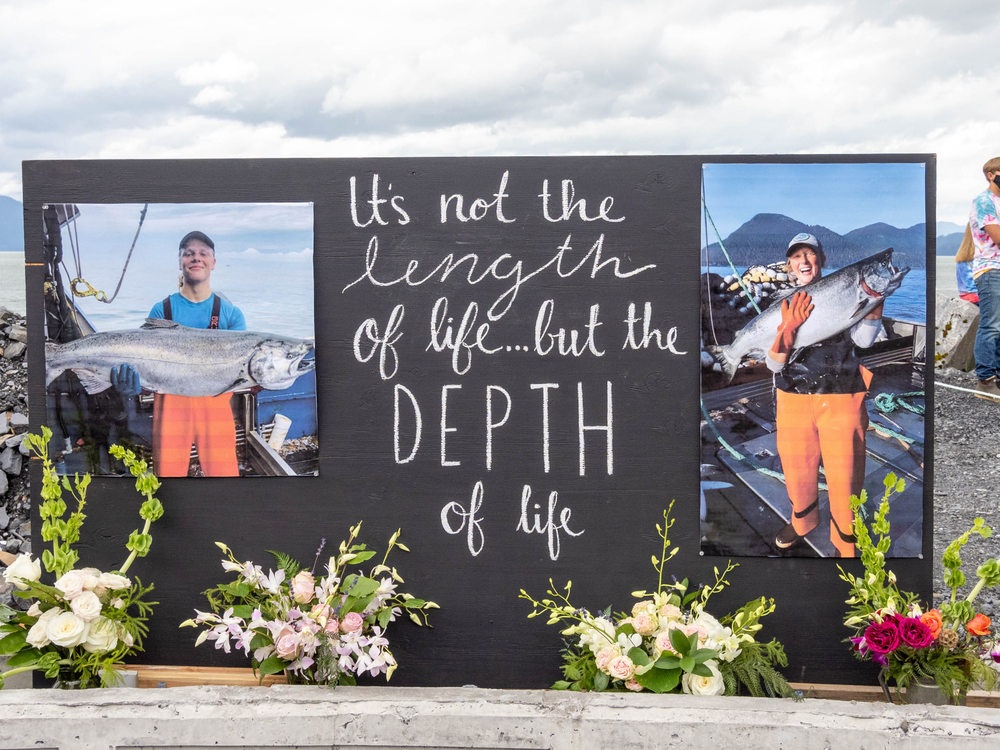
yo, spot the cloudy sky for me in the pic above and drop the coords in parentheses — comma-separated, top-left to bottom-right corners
(1, 0, 997, 228)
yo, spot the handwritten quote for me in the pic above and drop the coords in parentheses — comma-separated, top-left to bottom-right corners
(343, 170, 686, 560)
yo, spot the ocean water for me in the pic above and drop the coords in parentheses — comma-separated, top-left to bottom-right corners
(0, 252, 25, 314)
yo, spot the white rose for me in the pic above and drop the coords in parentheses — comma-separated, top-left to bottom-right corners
(98, 572, 131, 591)
(3, 553, 41, 590)
(54, 570, 87, 600)
(26, 619, 51, 648)
(681, 660, 725, 696)
(44, 610, 90, 648)
(78, 567, 103, 590)
(82, 617, 119, 653)
(69, 590, 103, 622)
(26, 602, 43, 618)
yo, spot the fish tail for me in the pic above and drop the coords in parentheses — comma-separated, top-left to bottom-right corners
(706, 344, 739, 383)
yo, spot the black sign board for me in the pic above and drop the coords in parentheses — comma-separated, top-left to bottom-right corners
(23, 155, 934, 687)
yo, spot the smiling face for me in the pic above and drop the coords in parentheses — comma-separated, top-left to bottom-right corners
(179, 239, 216, 285)
(787, 245, 822, 285)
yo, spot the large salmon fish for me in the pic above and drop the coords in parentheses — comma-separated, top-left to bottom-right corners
(707, 249, 909, 383)
(45, 318, 315, 396)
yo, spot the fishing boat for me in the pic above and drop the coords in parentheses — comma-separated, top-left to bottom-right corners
(700, 270, 926, 559)
(40, 203, 318, 477)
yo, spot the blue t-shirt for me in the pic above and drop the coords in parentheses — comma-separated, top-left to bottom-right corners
(149, 293, 246, 331)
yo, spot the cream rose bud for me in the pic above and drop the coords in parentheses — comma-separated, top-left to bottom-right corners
(658, 603, 683, 622)
(54, 570, 87, 600)
(607, 654, 636, 681)
(3, 553, 42, 590)
(45, 610, 90, 648)
(632, 600, 656, 618)
(27, 602, 43, 618)
(681, 660, 725, 696)
(70, 590, 103, 622)
(290, 571, 316, 604)
(98, 572, 131, 591)
(26, 619, 51, 648)
(82, 617, 119, 653)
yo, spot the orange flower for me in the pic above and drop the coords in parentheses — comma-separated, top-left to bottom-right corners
(920, 609, 943, 639)
(967, 613, 992, 636)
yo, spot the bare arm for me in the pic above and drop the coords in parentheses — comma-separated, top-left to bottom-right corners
(986, 224, 1000, 246)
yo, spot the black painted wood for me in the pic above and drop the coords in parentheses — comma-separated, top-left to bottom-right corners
(22, 155, 934, 687)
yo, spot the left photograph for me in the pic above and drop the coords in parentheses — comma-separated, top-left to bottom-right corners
(39, 202, 318, 477)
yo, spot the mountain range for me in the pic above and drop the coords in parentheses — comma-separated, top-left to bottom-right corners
(0, 198, 960, 263)
(704, 213, 931, 268)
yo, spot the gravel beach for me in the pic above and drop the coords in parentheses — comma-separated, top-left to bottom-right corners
(931, 365, 1000, 612)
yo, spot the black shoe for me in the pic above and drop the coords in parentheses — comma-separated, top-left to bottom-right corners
(775, 523, 805, 550)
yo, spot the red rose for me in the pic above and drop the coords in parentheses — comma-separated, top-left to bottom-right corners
(898, 617, 933, 648)
(864, 619, 901, 654)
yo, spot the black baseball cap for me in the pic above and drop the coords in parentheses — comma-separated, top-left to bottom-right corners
(179, 231, 215, 253)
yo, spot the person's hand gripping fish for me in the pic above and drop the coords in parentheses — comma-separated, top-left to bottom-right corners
(769, 291, 814, 362)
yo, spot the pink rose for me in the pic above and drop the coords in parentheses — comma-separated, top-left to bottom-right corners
(655, 631, 676, 655)
(273, 626, 300, 659)
(324, 619, 340, 635)
(290, 571, 316, 604)
(595, 646, 618, 673)
(607, 655, 635, 681)
(632, 612, 657, 636)
(625, 678, 644, 692)
(864, 619, 901, 654)
(340, 612, 364, 633)
(898, 617, 933, 649)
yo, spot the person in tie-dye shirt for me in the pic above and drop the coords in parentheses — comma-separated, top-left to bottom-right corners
(969, 156, 1000, 399)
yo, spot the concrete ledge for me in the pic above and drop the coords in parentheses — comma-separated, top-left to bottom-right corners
(2, 686, 1000, 749)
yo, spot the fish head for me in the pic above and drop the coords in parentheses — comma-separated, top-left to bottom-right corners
(248, 338, 316, 391)
(860, 248, 910, 297)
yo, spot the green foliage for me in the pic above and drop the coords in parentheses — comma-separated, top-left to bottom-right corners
(722, 640, 794, 698)
(0, 429, 164, 689)
(839, 472, 1000, 702)
(522, 502, 791, 697)
(268, 549, 303, 578)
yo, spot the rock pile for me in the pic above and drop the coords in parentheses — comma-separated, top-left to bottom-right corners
(0, 305, 30, 610)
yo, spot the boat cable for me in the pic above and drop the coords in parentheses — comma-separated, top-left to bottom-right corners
(66, 203, 149, 304)
(873, 390, 925, 417)
(702, 181, 719, 346)
(701, 197, 763, 316)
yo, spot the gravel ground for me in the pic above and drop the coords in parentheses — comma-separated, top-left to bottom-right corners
(931, 366, 1000, 613)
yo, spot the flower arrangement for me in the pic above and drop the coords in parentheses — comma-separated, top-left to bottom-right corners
(839, 473, 1000, 703)
(0, 427, 163, 688)
(519, 501, 792, 696)
(181, 522, 437, 685)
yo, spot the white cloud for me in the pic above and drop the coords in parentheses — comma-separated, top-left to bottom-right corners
(191, 85, 238, 109)
(0, 0, 998, 228)
(176, 52, 258, 87)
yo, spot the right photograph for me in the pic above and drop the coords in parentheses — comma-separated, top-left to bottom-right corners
(699, 162, 927, 559)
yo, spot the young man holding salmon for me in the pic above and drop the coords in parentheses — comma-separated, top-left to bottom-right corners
(766, 233, 885, 557)
(113, 231, 246, 476)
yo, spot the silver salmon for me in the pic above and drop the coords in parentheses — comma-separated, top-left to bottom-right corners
(707, 249, 909, 383)
(45, 318, 315, 396)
